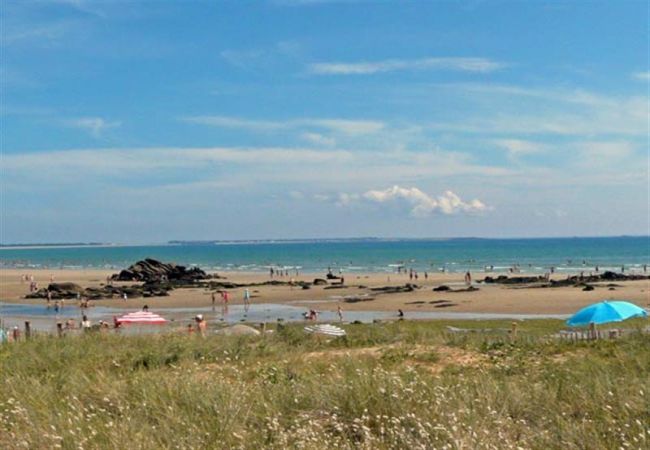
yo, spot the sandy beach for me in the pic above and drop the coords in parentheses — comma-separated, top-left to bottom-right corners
(2, 268, 648, 316)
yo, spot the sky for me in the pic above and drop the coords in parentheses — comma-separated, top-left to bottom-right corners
(1, 0, 648, 244)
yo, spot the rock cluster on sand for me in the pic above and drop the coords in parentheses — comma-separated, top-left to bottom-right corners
(482, 271, 649, 288)
(370, 284, 419, 294)
(112, 258, 208, 284)
(482, 275, 546, 284)
(26, 282, 172, 300)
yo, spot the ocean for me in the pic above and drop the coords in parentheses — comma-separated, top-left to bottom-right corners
(1, 237, 648, 275)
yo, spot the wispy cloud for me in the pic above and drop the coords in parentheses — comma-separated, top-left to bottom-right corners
(220, 41, 302, 68)
(308, 57, 504, 75)
(1, 22, 75, 46)
(361, 186, 488, 217)
(632, 71, 650, 81)
(1, 147, 354, 174)
(63, 117, 121, 137)
(425, 87, 648, 137)
(301, 132, 336, 146)
(182, 116, 384, 135)
(494, 139, 544, 158)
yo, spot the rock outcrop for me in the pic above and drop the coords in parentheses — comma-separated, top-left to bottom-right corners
(370, 284, 419, 294)
(482, 271, 649, 288)
(482, 275, 546, 284)
(26, 282, 172, 300)
(112, 258, 208, 283)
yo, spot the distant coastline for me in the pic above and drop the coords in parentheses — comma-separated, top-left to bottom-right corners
(0, 243, 114, 250)
(1, 235, 648, 250)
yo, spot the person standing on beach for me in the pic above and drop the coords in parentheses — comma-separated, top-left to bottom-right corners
(337, 305, 343, 322)
(211, 292, 216, 307)
(81, 315, 91, 331)
(243, 288, 251, 309)
(464, 271, 472, 286)
(195, 315, 207, 336)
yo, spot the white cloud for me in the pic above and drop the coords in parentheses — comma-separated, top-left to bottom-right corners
(362, 185, 488, 217)
(64, 117, 121, 137)
(183, 116, 283, 131)
(182, 116, 384, 135)
(1, 147, 354, 174)
(219, 49, 266, 68)
(336, 192, 359, 207)
(632, 71, 650, 81)
(220, 41, 302, 68)
(307, 119, 383, 134)
(301, 132, 336, 146)
(427, 84, 648, 137)
(494, 139, 543, 157)
(308, 57, 504, 75)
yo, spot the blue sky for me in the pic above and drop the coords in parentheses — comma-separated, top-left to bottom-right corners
(1, 0, 648, 243)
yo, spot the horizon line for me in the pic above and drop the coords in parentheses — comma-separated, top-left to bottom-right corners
(1, 234, 648, 249)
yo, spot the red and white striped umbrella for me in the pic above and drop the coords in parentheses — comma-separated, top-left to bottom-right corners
(116, 311, 168, 325)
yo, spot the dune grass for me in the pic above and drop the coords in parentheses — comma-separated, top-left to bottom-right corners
(1, 319, 648, 449)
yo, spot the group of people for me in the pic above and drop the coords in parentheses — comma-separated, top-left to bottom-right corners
(188, 314, 207, 336)
(269, 267, 298, 278)
(395, 267, 429, 281)
(211, 288, 251, 311)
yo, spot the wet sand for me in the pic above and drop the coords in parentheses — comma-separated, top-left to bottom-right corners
(1, 268, 648, 316)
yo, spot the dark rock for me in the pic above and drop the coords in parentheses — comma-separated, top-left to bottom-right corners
(370, 284, 418, 294)
(112, 258, 207, 283)
(313, 278, 329, 286)
(482, 275, 545, 284)
(582, 285, 595, 291)
(486, 271, 649, 288)
(48, 282, 84, 293)
(26, 281, 173, 301)
(435, 303, 457, 308)
(343, 295, 375, 303)
(432, 285, 479, 293)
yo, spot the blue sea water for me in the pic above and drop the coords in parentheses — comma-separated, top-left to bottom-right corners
(0, 237, 648, 275)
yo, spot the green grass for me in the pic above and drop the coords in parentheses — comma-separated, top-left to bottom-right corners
(1, 319, 648, 449)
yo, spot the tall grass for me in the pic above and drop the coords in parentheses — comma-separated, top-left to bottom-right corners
(1, 320, 648, 449)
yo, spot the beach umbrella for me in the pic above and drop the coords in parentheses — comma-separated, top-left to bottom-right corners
(566, 301, 647, 327)
(304, 324, 346, 337)
(116, 311, 168, 325)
